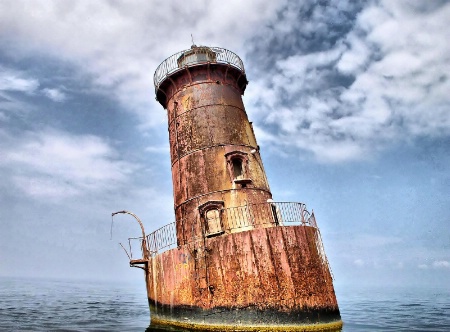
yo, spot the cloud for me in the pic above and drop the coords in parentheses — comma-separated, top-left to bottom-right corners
(0, 0, 282, 128)
(1, 129, 138, 201)
(1, 1, 448, 163)
(246, 0, 450, 163)
(418, 264, 428, 270)
(0, 68, 39, 93)
(42, 88, 66, 102)
(351, 234, 403, 249)
(0, 67, 43, 114)
(432, 260, 450, 269)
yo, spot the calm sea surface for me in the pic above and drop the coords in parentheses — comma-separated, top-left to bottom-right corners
(0, 277, 449, 331)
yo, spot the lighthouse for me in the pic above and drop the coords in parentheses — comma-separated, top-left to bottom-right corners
(126, 45, 342, 331)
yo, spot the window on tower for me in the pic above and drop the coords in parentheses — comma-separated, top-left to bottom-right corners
(232, 158, 243, 180)
(225, 151, 252, 187)
(205, 209, 222, 235)
(198, 201, 225, 237)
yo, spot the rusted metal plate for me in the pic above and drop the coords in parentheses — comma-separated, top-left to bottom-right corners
(159, 63, 274, 245)
(146, 225, 340, 327)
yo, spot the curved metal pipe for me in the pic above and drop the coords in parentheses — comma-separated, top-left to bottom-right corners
(112, 210, 149, 259)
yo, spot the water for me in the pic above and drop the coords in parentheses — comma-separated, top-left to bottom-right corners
(0, 277, 149, 331)
(337, 285, 450, 332)
(0, 277, 449, 331)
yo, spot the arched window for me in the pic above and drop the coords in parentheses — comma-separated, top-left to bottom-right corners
(225, 151, 252, 187)
(232, 158, 243, 179)
(198, 201, 225, 237)
(205, 209, 222, 235)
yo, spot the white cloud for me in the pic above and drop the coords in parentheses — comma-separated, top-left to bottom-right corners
(13, 175, 80, 200)
(1, 129, 138, 201)
(247, 1, 450, 163)
(276, 45, 344, 83)
(352, 234, 403, 249)
(42, 88, 66, 102)
(0, 68, 39, 93)
(432, 260, 450, 269)
(0, 68, 43, 113)
(337, 32, 372, 75)
(418, 264, 428, 269)
(0, 0, 449, 166)
(0, 0, 283, 128)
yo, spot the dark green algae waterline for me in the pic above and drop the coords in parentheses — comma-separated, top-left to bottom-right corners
(146, 323, 342, 332)
(146, 301, 342, 332)
(1, 277, 449, 331)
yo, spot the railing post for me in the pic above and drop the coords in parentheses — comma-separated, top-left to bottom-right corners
(112, 210, 149, 260)
(138, 203, 315, 256)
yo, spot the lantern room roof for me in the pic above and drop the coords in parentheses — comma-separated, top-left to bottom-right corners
(154, 46, 245, 93)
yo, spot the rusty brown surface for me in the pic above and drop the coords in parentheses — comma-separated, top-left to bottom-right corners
(157, 62, 274, 245)
(141, 47, 341, 328)
(146, 225, 339, 325)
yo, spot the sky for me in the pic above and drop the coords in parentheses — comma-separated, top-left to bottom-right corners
(0, 0, 449, 291)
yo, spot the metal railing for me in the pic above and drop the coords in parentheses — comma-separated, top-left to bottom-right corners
(154, 46, 245, 92)
(219, 201, 314, 232)
(147, 222, 177, 255)
(132, 202, 317, 257)
(126, 222, 177, 260)
(127, 237, 147, 261)
(126, 202, 333, 279)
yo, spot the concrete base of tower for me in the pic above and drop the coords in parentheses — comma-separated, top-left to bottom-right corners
(148, 303, 342, 331)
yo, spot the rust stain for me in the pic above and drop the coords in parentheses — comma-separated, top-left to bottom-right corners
(117, 46, 341, 330)
(146, 226, 339, 327)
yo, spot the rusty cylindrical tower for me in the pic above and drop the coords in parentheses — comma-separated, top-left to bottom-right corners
(141, 46, 342, 331)
(156, 46, 273, 245)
